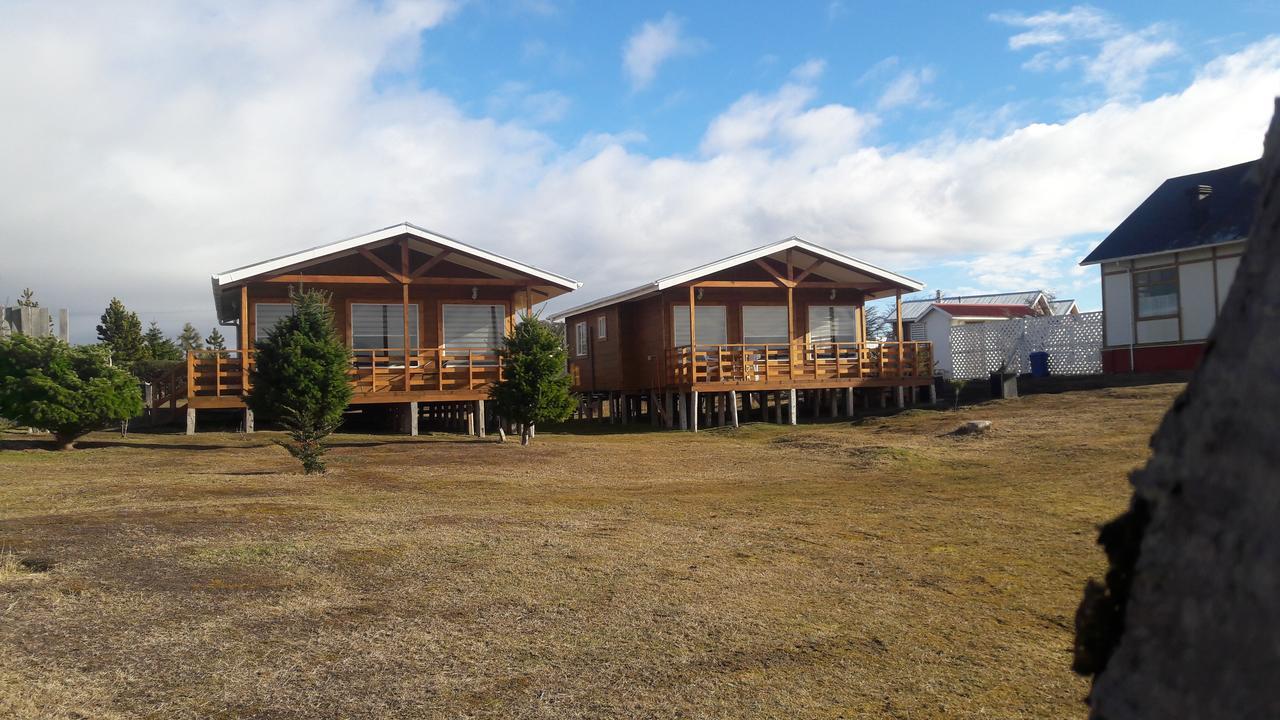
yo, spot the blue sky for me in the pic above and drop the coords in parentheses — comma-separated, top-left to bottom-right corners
(0, 1, 1278, 339)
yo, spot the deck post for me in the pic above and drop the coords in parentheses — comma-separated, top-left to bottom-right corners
(401, 402, 419, 436)
(894, 386, 905, 409)
(664, 391, 674, 429)
(845, 387, 855, 416)
(774, 391, 783, 424)
(729, 390, 739, 428)
(621, 393, 629, 424)
(788, 388, 798, 425)
(650, 391, 659, 427)
(243, 408, 254, 434)
(829, 388, 838, 417)
(677, 392, 687, 431)
(927, 382, 937, 404)
(185, 407, 196, 436)
(689, 390, 699, 433)
(811, 390, 820, 418)
(476, 400, 486, 437)
(466, 403, 475, 436)
(717, 393, 726, 427)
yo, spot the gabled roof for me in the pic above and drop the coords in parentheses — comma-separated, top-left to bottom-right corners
(211, 222, 580, 322)
(890, 290, 1052, 322)
(1080, 160, 1259, 265)
(923, 303, 1037, 321)
(1048, 299, 1078, 315)
(549, 237, 924, 321)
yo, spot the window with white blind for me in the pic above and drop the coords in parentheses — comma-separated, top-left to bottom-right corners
(351, 303, 419, 357)
(575, 321, 589, 356)
(443, 304, 504, 349)
(741, 306, 789, 344)
(672, 305, 727, 346)
(808, 305, 858, 343)
(254, 303, 294, 342)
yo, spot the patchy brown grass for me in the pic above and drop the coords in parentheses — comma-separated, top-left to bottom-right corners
(0, 383, 1179, 719)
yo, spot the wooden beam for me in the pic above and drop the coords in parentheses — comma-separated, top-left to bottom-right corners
(263, 274, 395, 284)
(402, 282, 411, 391)
(359, 248, 408, 284)
(690, 280, 789, 288)
(895, 290, 904, 342)
(786, 285, 795, 368)
(410, 249, 453, 279)
(688, 285, 697, 349)
(410, 277, 534, 287)
(786, 249, 794, 281)
(753, 259, 793, 287)
(793, 257, 824, 284)
(239, 285, 249, 392)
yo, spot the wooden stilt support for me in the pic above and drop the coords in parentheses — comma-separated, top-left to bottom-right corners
(243, 408, 254, 434)
(788, 388, 798, 425)
(664, 391, 674, 429)
(729, 390, 739, 428)
(845, 387, 855, 416)
(927, 382, 937, 404)
(185, 407, 196, 436)
(716, 393, 726, 427)
(829, 389, 838, 417)
(895, 386, 905, 409)
(650, 390, 659, 427)
(677, 392, 687, 431)
(476, 400, 486, 437)
(774, 391, 783, 424)
(689, 390, 699, 433)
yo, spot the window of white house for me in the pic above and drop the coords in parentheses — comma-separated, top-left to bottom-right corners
(808, 305, 858, 343)
(254, 303, 294, 343)
(672, 305, 728, 346)
(741, 306, 788, 344)
(1134, 268, 1179, 319)
(442, 304, 503, 349)
(351, 303, 420, 361)
(575, 321, 589, 356)
(597, 315, 607, 341)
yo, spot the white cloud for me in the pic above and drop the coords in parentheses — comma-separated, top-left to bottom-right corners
(993, 6, 1180, 97)
(877, 66, 938, 110)
(0, 2, 1276, 341)
(487, 82, 572, 124)
(622, 13, 705, 91)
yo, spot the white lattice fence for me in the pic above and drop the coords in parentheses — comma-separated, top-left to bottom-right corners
(949, 311, 1103, 379)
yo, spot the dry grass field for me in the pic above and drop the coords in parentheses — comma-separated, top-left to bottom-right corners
(0, 382, 1181, 719)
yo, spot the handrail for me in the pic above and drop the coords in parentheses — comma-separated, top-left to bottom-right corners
(665, 341, 932, 385)
(186, 346, 504, 398)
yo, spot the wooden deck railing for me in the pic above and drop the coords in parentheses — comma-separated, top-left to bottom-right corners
(666, 341, 933, 386)
(186, 348, 503, 399)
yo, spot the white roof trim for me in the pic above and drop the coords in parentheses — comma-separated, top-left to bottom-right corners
(550, 236, 922, 321)
(212, 222, 580, 290)
(1078, 237, 1247, 266)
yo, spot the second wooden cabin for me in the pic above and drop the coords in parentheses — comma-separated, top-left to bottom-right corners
(551, 237, 935, 430)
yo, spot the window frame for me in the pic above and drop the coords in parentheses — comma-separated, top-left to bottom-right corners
(807, 304, 859, 344)
(597, 315, 607, 341)
(253, 302, 294, 344)
(671, 304, 729, 347)
(575, 321, 589, 357)
(440, 302, 505, 350)
(1133, 267, 1180, 321)
(348, 301, 422, 362)
(740, 304, 789, 345)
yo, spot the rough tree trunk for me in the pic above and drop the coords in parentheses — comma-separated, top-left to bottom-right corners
(1074, 99, 1280, 718)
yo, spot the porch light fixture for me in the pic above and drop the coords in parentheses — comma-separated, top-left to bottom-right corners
(829, 289, 837, 300)
(471, 286, 478, 300)
(696, 288, 704, 300)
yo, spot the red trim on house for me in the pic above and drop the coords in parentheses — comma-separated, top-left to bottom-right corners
(1102, 343, 1206, 373)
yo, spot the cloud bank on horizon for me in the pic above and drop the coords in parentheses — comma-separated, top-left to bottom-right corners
(0, 1, 1276, 340)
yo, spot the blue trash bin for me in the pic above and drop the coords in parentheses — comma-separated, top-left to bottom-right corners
(1029, 351, 1050, 377)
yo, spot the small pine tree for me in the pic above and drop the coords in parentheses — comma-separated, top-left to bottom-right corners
(205, 327, 227, 351)
(490, 314, 575, 445)
(96, 298, 145, 367)
(0, 335, 143, 449)
(177, 323, 204, 353)
(142, 322, 182, 362)
(246, 289, 351, 474)
(16, 288, 37, 308)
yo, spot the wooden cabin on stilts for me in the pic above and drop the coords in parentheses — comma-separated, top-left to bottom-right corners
(552, 237, 933, 431)
(184, 222, 580, 434)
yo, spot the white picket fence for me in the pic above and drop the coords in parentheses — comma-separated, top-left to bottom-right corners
(949, 311, 1103, 379)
